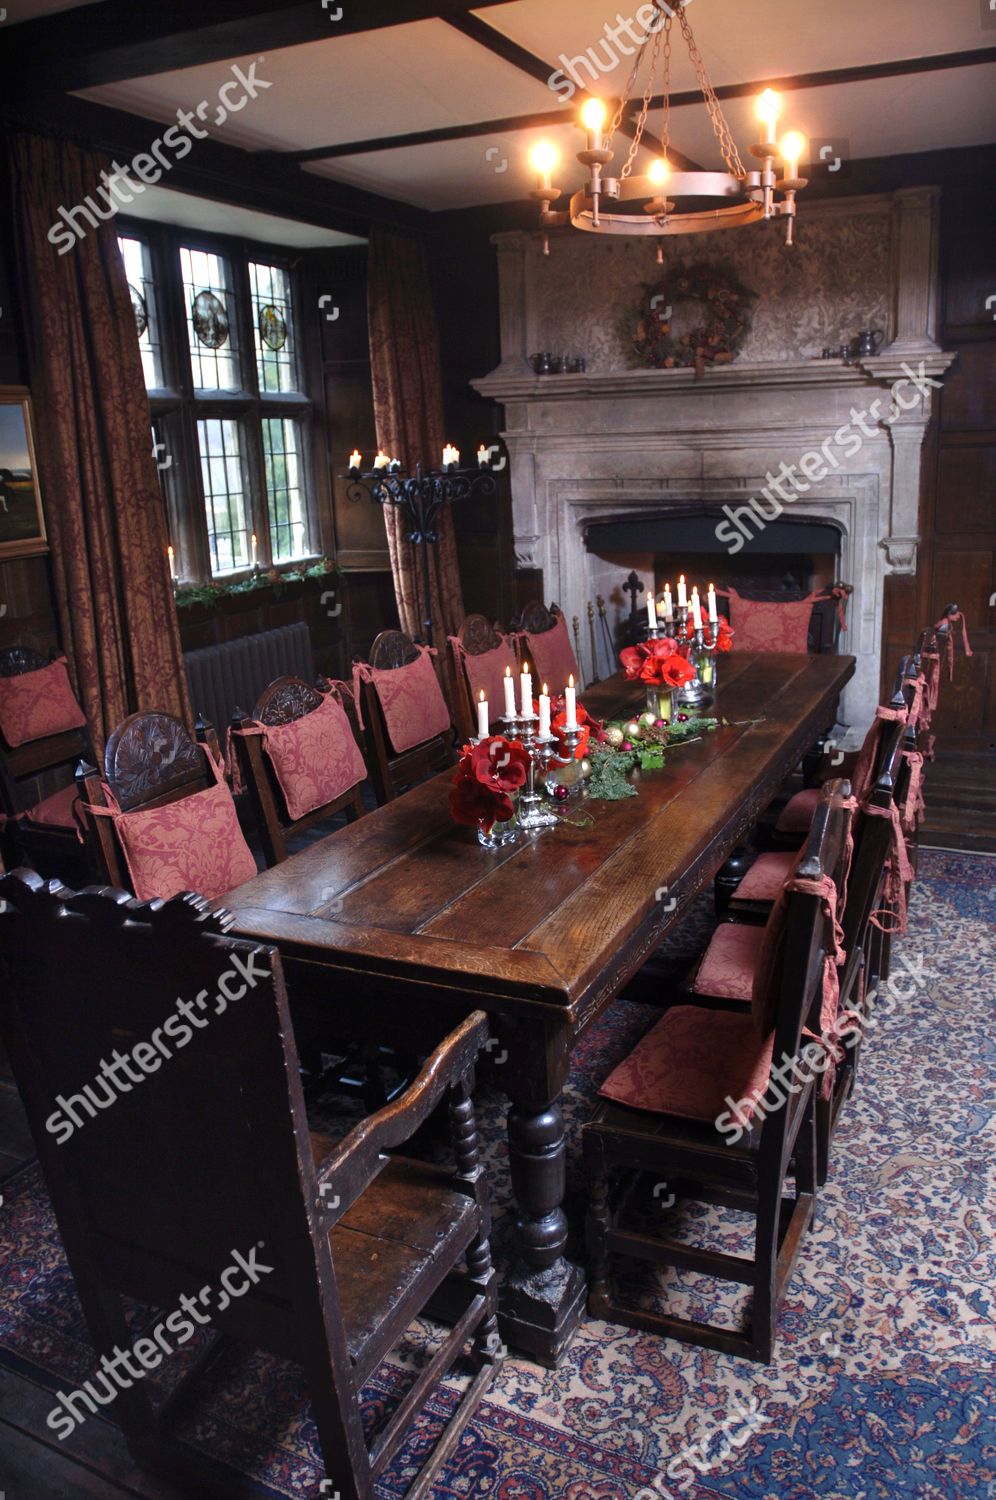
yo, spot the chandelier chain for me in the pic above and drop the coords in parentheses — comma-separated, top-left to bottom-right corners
(677, 4, 746, 177)
(619, 21, 663, 178)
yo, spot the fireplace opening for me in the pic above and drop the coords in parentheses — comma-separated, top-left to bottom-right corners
(583, 510, 842, 663)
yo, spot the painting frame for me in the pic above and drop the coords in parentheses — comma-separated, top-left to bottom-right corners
(0, 387, 48, 561)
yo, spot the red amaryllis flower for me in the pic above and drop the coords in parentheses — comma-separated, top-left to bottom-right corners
(620, 644, 648, 680)
(550, 700, 595, 763)
(659, 653, 697, 689)
(450, 736, 528, 831)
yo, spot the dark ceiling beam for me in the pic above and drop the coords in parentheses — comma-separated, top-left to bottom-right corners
(5, 94, 427, 239)
(0, 0, 522, 99)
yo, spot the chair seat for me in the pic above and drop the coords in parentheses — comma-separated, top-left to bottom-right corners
(329, 1157, 479, 1380)
(692, 921, 766, 1002)
(25, 782, 81, 830)
(775, 784, 822, 834)
(598, 1005, 774, 1126)
(734, 851, 798, 903)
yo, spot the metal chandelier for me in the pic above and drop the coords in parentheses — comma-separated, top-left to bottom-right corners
(529, 0, 807, 255)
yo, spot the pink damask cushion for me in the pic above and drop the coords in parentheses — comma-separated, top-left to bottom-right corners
(263, 691, 367, 822)
(0, 659, 86, 748)
(522, 615, 579, 694)
(775, 785, 821, 834)
(692, 921, 766, 1003)
(450, 637, 516, 715)
(599, 1005, 775, 1124)
(25, 782, 81, 830)
(727, 589, 813, 654)
(735, 850, 797, 903)
(370, 651, 451, 755)
(112, 778, 257, 903)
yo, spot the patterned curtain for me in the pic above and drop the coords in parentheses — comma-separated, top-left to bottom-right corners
(9, 131, 191, 757)
(366, 230, 465, 708)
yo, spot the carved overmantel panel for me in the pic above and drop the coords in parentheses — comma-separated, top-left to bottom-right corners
(472, 190, 955, 728)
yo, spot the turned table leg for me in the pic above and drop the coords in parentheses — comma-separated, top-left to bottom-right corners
(498, 1018, 586, 1367)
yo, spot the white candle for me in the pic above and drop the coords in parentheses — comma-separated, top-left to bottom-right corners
(538, 683, 551, 737)
(373, 450, 390, 469)
(646, 590, 656, 630)
(503, 666, 517, 719)
(690, 587, 703, 631)
(442, 443, 460, 467)
(167, 544, 175, 580)
(677, 574, 687, 608)
(564, 673, 578, 730)
(477, 690, 489, 739)
(477, 444, 489, 467)
(348, 449, 362, 470)
(663, 582, 673, 621)
(707, 582, 718, 624)
(250, 532, 258, 569)
(520, 662, 533, 718)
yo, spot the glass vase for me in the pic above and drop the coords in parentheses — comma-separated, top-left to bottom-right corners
(477, 805, 520, 848)
(646, 686, 674, 723)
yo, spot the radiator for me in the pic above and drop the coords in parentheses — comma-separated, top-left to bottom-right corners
(184, 623, 314, 732)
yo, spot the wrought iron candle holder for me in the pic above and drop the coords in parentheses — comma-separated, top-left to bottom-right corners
(343, 458, 498, 645)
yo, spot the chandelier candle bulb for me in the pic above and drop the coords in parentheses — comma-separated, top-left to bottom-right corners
(531, 140, 558, 194)
(580, 96, 608, 153)
(564, 674, 578, 731)
(691, 587, 703, 631)
(503, 665, 517, 720)
(677, 574, 687, 609)
(477, 690, 489, 740)
(756, 89, 781, 146)
(708, 582, 718, 624)
(520, 662, 533, 719)
(538, 684, 551, 738)
(646, 589, 657, 631)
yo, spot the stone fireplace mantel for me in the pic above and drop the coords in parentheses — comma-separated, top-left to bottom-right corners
(471, 189, 956, 731)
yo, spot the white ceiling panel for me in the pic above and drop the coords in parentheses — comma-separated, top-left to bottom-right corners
(76, 19, 556, 154)
(475, 0, 996, 102)
(303, 121, 585, 211)
(117, 184, 365, 248)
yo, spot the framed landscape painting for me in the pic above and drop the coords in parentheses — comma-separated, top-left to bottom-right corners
(0, 388, 47, 560)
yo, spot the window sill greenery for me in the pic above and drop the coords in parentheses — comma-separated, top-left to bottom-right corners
(172, 557, 339, 611)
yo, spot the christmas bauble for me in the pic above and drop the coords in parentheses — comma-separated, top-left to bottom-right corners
(605, 726, 624, 748)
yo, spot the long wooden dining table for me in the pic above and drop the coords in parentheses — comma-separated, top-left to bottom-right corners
(221, 650, 854, 1366)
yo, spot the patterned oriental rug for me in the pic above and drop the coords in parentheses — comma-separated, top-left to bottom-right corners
(0, 850, 993, 1498)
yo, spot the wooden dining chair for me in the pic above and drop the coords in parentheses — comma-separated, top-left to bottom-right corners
(514, 601, 582, 694)
(448, 614, 517, 741)
(353, 630, 455, 804)
(0, 869, 502, 1500)
(583, 782, 852, 1363)
(0, 645, 93, 880)
(231, 676, 367, 866)
(75, 710, 257, 901)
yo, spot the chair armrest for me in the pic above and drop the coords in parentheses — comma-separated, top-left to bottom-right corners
(315, 1011, 490, 1218)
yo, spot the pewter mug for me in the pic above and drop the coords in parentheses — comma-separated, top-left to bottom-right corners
(856, 329, 883, 357)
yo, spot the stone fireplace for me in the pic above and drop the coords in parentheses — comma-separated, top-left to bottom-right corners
(473, 189, 955, 732)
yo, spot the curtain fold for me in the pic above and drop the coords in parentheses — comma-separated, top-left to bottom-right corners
(366, 230, 465, 708)
(9, 130, 191, 757)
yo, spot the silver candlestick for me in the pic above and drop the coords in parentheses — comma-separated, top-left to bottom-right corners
(506, 714, 560, 830)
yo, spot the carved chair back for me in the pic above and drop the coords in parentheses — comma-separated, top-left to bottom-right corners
(0, 870, 500, 1496)
(75, 711, 220, 889)
(231, 675, 366, 865)
(357, 630, 454, 805)
(450, 614, 515, 740)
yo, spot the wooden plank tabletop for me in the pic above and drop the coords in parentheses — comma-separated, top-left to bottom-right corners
(223, 652, 854, 1021)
